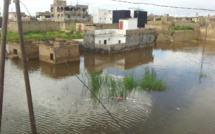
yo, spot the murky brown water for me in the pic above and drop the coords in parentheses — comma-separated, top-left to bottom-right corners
(2, 40, 215, 134)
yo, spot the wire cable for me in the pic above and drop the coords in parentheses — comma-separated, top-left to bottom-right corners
(109, 0, 215, 12)
(51, 44, 130, 134)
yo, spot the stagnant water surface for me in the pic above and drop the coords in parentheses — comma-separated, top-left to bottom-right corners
(2, 40, 215, 134)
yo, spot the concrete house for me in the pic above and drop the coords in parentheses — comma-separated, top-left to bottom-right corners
(8, 12, 30, 22)
(50, 0, 90, 22)
(93, 9, 113, 24)
(83, 18, 156, 53)
(39, 39, 80, 64)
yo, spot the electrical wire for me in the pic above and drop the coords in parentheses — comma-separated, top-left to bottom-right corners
(109, 0, 215, 12)
(51, 45, 130, 134)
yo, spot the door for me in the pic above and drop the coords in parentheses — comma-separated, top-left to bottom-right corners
(104, 40, 107, 44)
(119, 21, 123, 30)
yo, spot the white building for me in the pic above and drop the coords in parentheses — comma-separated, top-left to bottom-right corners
(119, 18, 138, 30)
(94, 29, 126, 45)
(91, 18, 138, 45)
(93, 9, 113, 24)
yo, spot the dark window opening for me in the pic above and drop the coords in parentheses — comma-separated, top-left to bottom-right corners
(50, 53, 54, 60)
(13, 49, 17, 54)
(118, 40, 121, 44)
(104, 40, 107, 44)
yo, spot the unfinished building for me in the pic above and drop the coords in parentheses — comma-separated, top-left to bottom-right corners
(39, 39, 80, 64)
(50, 0, 90, 22)
(8, 40, 40, 59)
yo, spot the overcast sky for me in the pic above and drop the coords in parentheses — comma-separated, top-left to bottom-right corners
(0, 0, 215, 17)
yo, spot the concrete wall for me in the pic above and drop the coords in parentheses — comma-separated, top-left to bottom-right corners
(126, 29, 156, 47)
(8, 21, 60, 33)
(173, 30, 199, 42)
(199, 24, 215, 40)
(119, 18, 138, 30)
(156, 29, 199, 43)
(8, 41, 40, 59)
(39, 40, 80, 64)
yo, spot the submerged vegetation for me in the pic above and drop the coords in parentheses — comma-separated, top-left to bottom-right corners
(0, 30, 83, 42)
(140, 68, 166, 90)
(87, 67, 166, 99)
(168, 25, 194, 30)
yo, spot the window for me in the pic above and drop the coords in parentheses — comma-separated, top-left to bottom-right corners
(108, 38, 110, 41)
(104, 40, 107, 44)
(99, 40, 101, 44)
(50, 53, 54, 60)
(13, 49, 17, 54)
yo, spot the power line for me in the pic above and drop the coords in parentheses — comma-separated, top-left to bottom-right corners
(109, 0, 215, 12)
(52, 45, 130, 134)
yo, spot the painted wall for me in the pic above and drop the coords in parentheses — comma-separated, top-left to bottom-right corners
(95, 36, 126, 45)
(119, 18, 138, 30)
(93, 9, 112, 24)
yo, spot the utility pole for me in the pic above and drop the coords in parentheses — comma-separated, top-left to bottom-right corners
(0, 0, 10, 131)
(14, 0, 37, 133)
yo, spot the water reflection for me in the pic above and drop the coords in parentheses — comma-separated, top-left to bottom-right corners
(11, 59, 40, 72)
(82, 46, 154, 73)
(40, 61, 80, 79)
(2, 41, 215, 134)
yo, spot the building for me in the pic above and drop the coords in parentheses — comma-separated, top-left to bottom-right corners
(76, 23, 119, 31)
(8, 12, 30, 22)
(112, 10, 131, 23)
(93, 9, 113, 24)
(83, 18, 156, 53)
(119, 18, 138, 30)
(50, 0, 90, 22)
(36, 11, 51, 21)
(8, 40, 40, 60)
(39, 39, 80, 64)
(134, 9, 147, 27)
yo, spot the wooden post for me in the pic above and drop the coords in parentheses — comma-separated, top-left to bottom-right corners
(14, 0, 37, 133)
(0, 0, 10, 131)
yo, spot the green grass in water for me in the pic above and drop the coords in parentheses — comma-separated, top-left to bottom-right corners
(140, 67, 166, 91)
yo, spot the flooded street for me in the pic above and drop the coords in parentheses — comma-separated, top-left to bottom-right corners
(2, 40, 215, 134)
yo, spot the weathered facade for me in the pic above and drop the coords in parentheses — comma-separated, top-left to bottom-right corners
(8, 21, 60, 32)
(83, 28, 156, 53)
(8, 40, 40, 59)
(8, 12, 30, 22)
(76, 23, 119, 31)
(39, 39, 80, 64)
(93, 9, 113, 24)
(50, 0, 90, 22)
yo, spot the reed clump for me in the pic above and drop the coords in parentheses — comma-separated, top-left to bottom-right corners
(87, 67, 166, 99)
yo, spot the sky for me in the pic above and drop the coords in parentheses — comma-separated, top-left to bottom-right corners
(0, 0, 215, 17)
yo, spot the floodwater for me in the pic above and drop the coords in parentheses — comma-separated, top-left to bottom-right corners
(2, 40, 215, 134)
